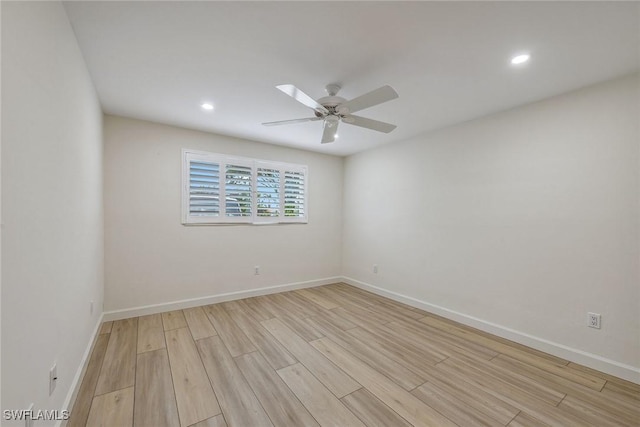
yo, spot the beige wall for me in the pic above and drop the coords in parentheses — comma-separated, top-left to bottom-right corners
(103, 115, 343, 311)
(343, 74, 640, 376)
(1, 1, 104, 421)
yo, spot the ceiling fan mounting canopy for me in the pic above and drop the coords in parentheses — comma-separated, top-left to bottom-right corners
(325, 83, 341, 97)
(262, 83, 399, 144)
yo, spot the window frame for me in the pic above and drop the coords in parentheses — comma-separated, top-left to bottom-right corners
(182, 149, 308, 225)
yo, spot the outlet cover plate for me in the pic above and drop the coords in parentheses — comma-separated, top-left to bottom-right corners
(587, 312, 601, 329)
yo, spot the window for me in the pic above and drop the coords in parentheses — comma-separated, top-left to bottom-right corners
(182, 149, 307, 224)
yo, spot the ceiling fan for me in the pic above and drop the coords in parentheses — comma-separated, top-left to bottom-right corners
(262, 83, 399, 144)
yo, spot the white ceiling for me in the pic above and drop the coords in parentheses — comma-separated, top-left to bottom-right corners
(64, 1, 639, 156)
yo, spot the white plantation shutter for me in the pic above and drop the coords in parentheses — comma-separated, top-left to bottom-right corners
(283, 169, 306, 221)
(182, 149, 307, 224)
(188, 160, 220, 217)
(256, 166, 280, 218)
(224, 161, 253, 220)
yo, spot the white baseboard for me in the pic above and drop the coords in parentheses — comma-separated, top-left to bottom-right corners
(57, 312, 104, 427)
(65, 273, 639, 411)
(341, 276, 640, 385)
(103, 276, 342, 321)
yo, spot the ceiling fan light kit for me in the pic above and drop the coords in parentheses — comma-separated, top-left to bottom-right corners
(263, 83, 399, 144)
(324, 115, 339, 127)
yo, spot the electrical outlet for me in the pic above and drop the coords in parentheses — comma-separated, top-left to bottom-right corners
(254, 266, 260, 275)
(587, 312, 601, 329)
(373, 264, 378, 274)
(49, 363, 58, 395)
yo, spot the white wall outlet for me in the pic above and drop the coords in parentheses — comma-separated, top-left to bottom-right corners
(587, 312, 601, 329)
(254, 266, 260, 275)
(373, 264, 378, 274)
(49, 363, 58, 395)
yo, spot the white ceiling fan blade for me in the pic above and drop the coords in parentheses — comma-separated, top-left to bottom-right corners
(276, 84, 329, 114)
(321, 119, 339, 144)
(343, 115, 397, 133)
(337, 85, 398, 114)
(262, 117, 321, 126)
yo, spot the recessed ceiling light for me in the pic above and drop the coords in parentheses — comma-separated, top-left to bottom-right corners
(201, 103, 214, 111)
(335, 134, 339, 139)
(511, 54, 530, 65)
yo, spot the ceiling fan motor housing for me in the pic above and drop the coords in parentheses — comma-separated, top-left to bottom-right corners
(317, 84, 347, 115)
(317, 96, 347, 109)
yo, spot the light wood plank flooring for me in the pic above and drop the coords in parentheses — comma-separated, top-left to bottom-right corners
(67, 283, 640, 427)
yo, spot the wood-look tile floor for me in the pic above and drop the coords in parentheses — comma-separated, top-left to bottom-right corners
(67, 283, 640, 427)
